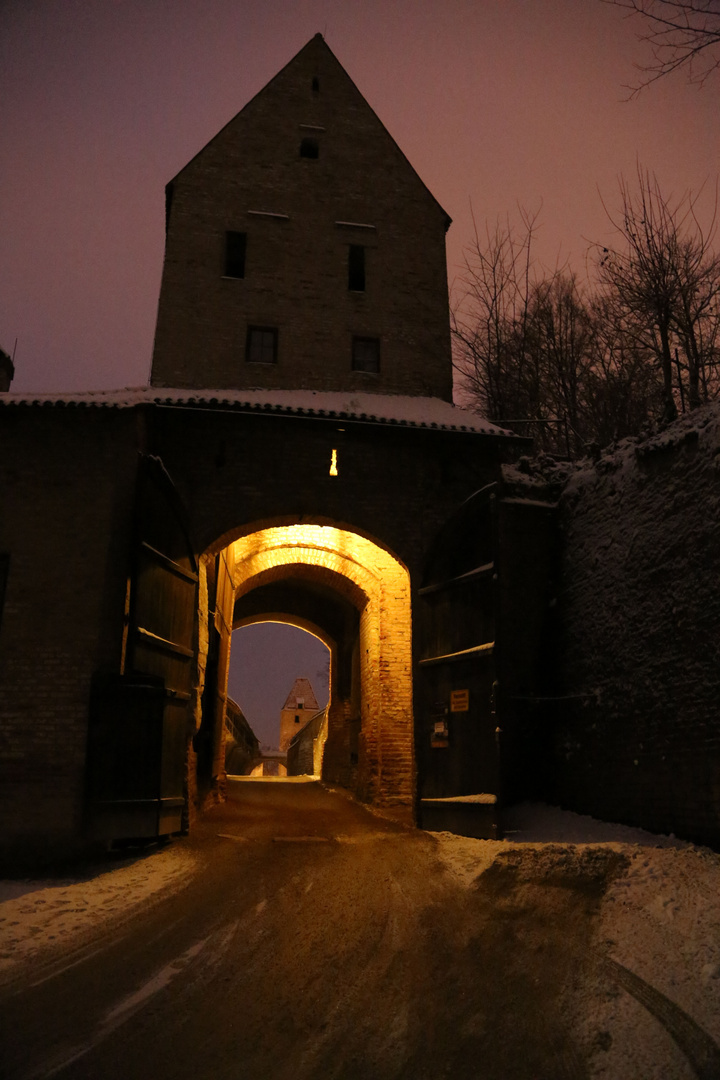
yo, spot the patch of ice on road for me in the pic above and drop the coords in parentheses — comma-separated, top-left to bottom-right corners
(0, 846, 196, 979)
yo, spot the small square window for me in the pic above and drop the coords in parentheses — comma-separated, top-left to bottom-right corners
(224, 231, 246, 278)
(300, 137, 319, 159)
(351, 336, 380, 373)
(348, 245, 365, 291)
(246, 326, 278, 364)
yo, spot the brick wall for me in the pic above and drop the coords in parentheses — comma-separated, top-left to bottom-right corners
(0, 408, 138, 860)
(151, 36, 452, 400)
(229, 522, 414, 813)
(552, 407, 720, 847)
(0, 399, 511, 851)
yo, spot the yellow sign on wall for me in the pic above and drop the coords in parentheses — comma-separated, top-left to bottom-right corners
(450, 689, 469, 712)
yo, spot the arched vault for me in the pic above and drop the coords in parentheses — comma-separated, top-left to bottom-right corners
(222, 524, 414, 809)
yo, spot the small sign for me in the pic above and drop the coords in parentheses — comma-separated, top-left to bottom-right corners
(431, 718, 449, 748)
(450, 689, 469, 713)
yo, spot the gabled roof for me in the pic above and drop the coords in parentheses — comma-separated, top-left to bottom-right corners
(169, 34, 451, 227)
(282, 677, 319, 711)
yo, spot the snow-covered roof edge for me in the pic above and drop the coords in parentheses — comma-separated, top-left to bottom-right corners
(0, 387, 516, 438)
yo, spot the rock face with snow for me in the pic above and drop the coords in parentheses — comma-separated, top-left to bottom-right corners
(550, 405, 720, 846)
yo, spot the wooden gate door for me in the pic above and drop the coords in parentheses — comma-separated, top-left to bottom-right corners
(416, 482, 557, 839)
(417, 484, 501, 838)
(86, 455, 198, 840)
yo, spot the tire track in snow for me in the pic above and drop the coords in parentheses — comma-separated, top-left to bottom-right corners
(600, 955, 720, 1080)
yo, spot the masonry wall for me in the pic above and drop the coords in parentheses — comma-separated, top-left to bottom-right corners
(552, 406, 720, 847)
(0, 408, 138, 861)
(151, 36, 452, 399)
(0, 399, 513, 852)
(147, 405, 510, 816)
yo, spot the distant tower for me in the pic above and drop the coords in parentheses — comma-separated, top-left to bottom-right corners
(279, 677, 320, 752)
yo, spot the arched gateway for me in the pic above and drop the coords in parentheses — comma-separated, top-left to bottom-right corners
(206, 524, 413, 810)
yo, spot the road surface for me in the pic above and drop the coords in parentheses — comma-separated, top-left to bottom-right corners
(0, 779, 631, 1080)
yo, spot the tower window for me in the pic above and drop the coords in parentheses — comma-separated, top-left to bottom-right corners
(246, 326, 278, 364)
(300, 137, 319, 159)
(348, 245, 365, 291)
(351, 336, 380, 374)
(312, 76, 319, 93)
(224, 231, 246, 278)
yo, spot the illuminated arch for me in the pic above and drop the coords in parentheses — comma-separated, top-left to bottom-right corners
(226, 524, 414, 809)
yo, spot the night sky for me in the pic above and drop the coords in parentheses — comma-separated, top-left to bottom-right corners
(2, 0, 718, 393)
(228, 624, 329, 749)
(2, 0, 718, 747)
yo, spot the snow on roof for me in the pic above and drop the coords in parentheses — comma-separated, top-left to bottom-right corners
(0, 386, 514, 437)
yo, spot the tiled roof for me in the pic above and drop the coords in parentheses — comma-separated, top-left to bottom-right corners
(0, 386, 515, 437)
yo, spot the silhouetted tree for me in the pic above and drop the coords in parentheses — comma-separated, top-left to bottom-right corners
(604, 0, 720, 91)
(594, 167, 720, 418)
(452, 192, 714, 454)
(452, 206, 542, 424)
(605, 0, 720, 93)
(452, 209, 659, 454)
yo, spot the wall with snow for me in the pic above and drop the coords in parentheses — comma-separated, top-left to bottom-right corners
(552, 406, 720, 847)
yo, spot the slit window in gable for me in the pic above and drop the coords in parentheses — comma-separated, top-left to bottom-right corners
(348, 245, 365, 291)
(224, 231, 247, 278)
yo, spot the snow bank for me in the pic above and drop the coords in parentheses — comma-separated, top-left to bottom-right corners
(0, 846, 196, 981)
(429, 801, 720, 1080)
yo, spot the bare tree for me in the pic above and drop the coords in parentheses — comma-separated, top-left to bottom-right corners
(586, 294, 666, 442)
(594, 167, 720, 419)
(452, 206, 543, 423)
(605, 0, 720, 93)
(453, 211, 617, 454)
(525, 274, 595, 451)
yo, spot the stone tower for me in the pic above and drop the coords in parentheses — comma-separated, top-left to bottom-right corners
(150, 34, 453, 399)
(279, 676, 320, 752)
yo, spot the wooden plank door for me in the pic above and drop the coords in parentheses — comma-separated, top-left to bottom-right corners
(416, 484, 501, 837)
(86, 455, 198, 840)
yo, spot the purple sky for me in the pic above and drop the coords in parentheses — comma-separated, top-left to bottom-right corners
(2, 0, 719, 394)
(228, 624, 329, 749)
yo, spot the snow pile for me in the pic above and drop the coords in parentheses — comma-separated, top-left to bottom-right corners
(430, 802, 720, 1080)
(0, 846, 196, 981)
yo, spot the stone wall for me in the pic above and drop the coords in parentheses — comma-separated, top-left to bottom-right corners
(287, 708, 328, 777)
(552, 406, 720, 847)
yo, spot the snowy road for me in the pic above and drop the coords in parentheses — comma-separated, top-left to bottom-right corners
(1, 780, 719, 1080)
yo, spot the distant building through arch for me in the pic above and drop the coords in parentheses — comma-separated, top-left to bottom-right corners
(280, 677, 320, 752)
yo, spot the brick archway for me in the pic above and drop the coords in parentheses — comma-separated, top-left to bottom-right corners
(216, 524, 414, 815)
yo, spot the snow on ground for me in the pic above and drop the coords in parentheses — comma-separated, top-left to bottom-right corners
(432, 802, 720, 1080)
(1, 801, 718, 1079)
(0, 845, 196, 980)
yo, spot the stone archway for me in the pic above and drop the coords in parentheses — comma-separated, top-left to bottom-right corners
(209, 524, 414, 817)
